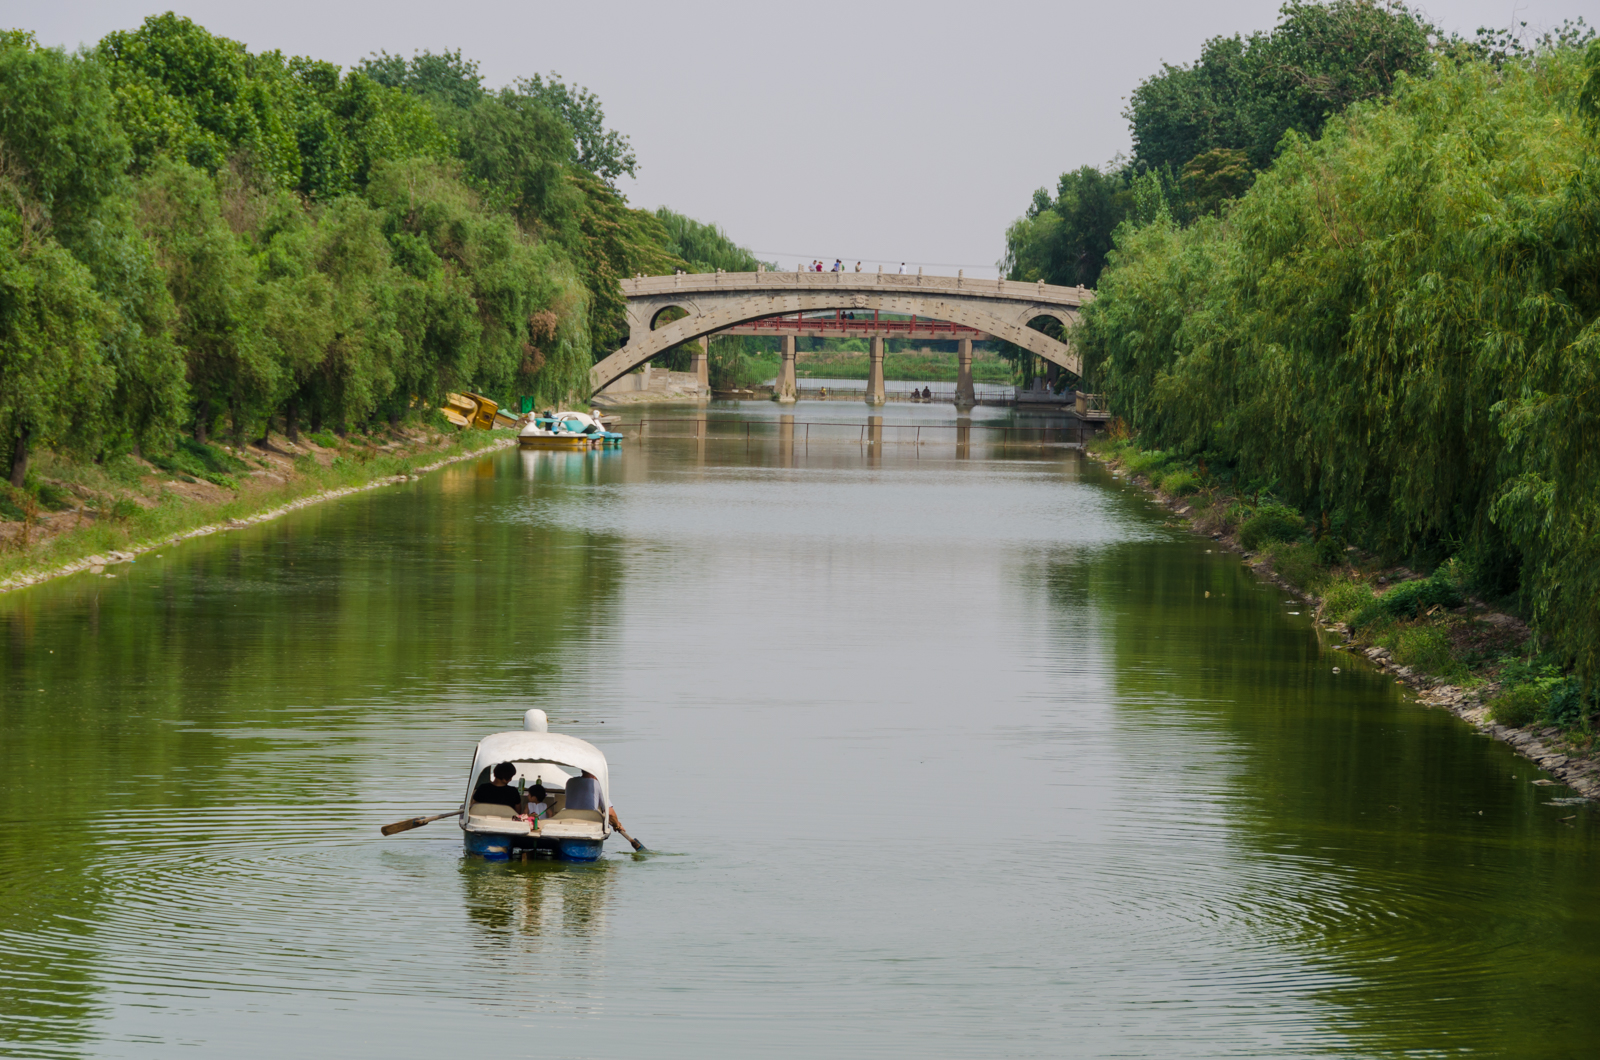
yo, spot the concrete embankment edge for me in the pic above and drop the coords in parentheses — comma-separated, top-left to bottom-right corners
(1084, 447, 1599, 801)
(0, 436, 516, 597)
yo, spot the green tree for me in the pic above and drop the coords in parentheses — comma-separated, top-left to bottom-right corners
(99, 13, 299, 186)
(136, 159, 276, 444)
(0, 181, 115, 484)
(1002, 165, 1129, 288)
(1082, 41, 1600, 681)
(1127, 1, 1435, 175)
(358, 48, 485, 109)
(653, 207, 767, 272)
(514, 74, 637, 187)
(0, 31, 186, 459)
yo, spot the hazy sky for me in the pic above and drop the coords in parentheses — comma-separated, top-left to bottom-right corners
(9, 1, 1593, 276)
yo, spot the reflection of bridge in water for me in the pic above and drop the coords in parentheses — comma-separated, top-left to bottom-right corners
(593, 269, 1093, 406)
(610, 413, 1097, 468)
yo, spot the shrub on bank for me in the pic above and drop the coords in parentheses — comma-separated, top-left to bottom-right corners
(1352, 572, 1464, 628)
(1239, 504, 1304, 550)
(1161, 469, 1200, 496)
(1124, 449, 1173, 482)
(1260, 540, 1325, 592)
(1544, 680, 1596, 732)
(1395, 625, 1465, 679)
(1321, 577, 1375, 623)
(1489, 683, 1546, 727)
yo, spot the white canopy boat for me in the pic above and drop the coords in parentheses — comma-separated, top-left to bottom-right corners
(461, 709, 613, 861)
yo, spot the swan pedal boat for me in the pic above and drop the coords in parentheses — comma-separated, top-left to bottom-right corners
(461, 710, 615, 861)
(518, 410, 623, 449)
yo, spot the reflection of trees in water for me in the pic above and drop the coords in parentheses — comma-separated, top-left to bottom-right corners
(459, 857, 617, 949)
(0, 456, 630, 1047)
(1085, 536, 1600, 1056)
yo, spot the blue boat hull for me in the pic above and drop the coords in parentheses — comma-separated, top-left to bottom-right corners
(462, 832, 603, 862)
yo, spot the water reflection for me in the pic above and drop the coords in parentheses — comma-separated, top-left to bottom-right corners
(0, 401, 1594, 1059)
(459, 857, 616, 943)
(777, 414, 796, 467)
(1090, 533, 1600, 1057)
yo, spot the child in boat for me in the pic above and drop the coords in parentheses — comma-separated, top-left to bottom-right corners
(519, 784, 549, 822)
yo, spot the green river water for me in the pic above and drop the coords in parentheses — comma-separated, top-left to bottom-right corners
(1, 403, 1595, 1059)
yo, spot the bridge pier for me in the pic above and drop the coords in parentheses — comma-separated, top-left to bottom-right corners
(775, 335, 797, 403)
(690, 336, 709, 389)
(955, 338, 975, 406)
(866, 337, 886, 406)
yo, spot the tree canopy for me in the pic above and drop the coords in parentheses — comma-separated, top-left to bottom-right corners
(1004, 2, 1439, 292)
(0, 15, 752, 487)
(1078, 34, 1600, 683)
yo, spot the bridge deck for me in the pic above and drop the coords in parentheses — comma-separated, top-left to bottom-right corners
(622, 269, 1092, 308)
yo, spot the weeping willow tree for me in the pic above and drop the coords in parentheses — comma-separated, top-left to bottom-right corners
(1081, 41, 1600, 681)
(653, 208, 769, 273)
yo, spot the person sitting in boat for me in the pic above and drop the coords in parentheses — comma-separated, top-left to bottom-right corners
(575, 769, 629, 834)
(472, 762, 523, 811)
(524, 783, 550, 820)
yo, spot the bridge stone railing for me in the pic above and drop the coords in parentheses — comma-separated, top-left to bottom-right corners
(621, 269, 1093, 308)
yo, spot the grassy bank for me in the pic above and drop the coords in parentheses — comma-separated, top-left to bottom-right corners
(1089, 436, 1599, 796)
(1, 425, 514, 590)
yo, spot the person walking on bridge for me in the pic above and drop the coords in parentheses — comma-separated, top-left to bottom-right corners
(855, 261, 862, 272)
(898, 262, 906, 274)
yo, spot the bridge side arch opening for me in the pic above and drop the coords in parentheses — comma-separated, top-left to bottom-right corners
(1013, 314, 1076, 389)
(642, 305, 701, 372)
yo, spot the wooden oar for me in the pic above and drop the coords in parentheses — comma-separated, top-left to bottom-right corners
(380, 808, 462, 836)
(613, 824, 648, 852)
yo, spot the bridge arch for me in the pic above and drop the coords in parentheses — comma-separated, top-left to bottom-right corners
(591, 273, 1091, 393)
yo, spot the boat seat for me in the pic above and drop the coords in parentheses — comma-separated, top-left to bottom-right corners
(469, 802, 518, 819)
(550, 808, 604, 823)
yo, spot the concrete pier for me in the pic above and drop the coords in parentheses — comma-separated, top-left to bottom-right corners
(955, 338, 975, 406)
(866, 337, 886, 406)
(775, 335, 797, 403)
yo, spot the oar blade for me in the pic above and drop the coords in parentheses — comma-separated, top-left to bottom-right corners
(380, 817, 426, 836)
(380, 809, 460, 836)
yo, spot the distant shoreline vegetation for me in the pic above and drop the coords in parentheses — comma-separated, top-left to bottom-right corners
(794, 348, 1012, 385)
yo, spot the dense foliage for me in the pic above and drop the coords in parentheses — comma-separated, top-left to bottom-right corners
(0, 15, 758, 485)
(1079, 40, 1600, 683)
(1003, 2, 1437, 289)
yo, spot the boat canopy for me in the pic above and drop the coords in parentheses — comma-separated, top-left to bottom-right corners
(465, 730, 610, 808)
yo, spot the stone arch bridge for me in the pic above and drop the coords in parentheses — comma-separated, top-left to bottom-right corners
(590, 269, 1092, 401)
